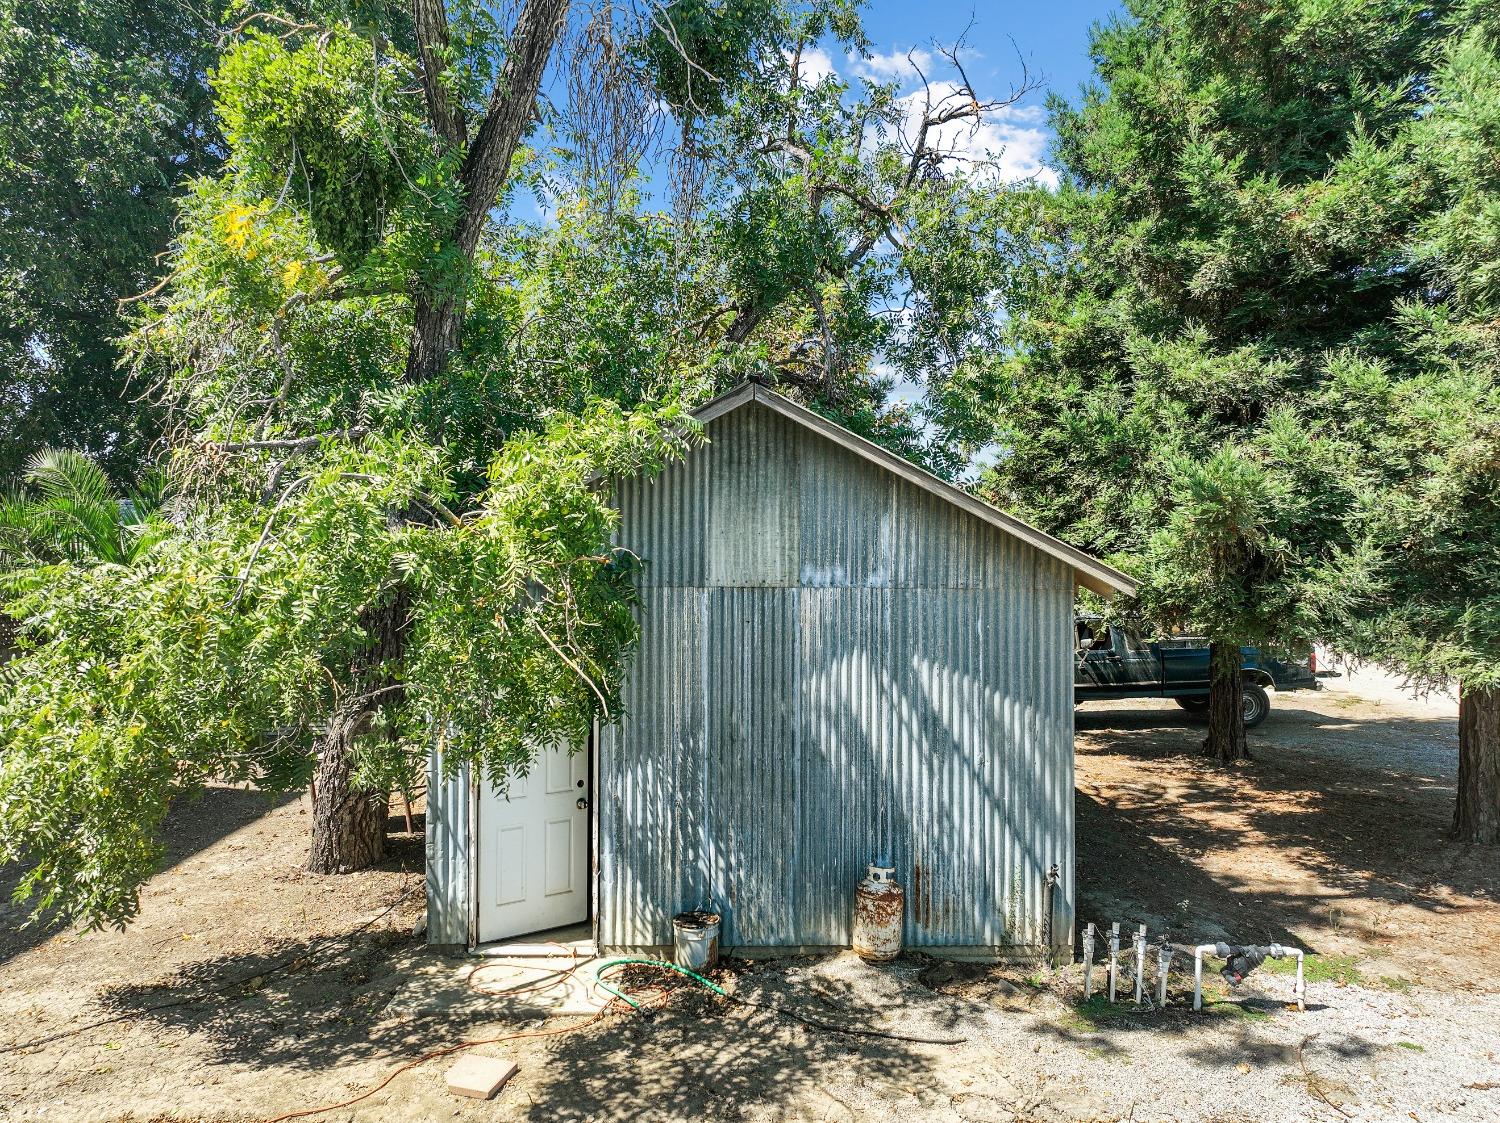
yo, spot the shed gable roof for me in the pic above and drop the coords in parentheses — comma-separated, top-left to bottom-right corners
(691, 383, 1137, 598)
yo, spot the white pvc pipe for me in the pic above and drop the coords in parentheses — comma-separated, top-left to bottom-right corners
(1083, 923, 1095, 999)
(1192, 943, 1216, 1010)
(1133, 925, 1147, 1004)
(1268, 943, 1306, 1011)
(1193, 942, 1307, 1011)
(1156, 942, 1173, 1006)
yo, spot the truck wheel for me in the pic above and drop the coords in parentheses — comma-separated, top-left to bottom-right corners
(1243, 684, 1270, 728)
(1174, 697, 1209, 714)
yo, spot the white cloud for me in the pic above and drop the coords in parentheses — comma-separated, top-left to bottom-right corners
(896, 81, 1057, 188)
(850, 46, 934, 83)
(1002, 102, 1047, 125)
(792, 46, 838, 87)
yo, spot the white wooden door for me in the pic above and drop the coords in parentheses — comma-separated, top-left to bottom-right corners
(476, 744, 589, 943)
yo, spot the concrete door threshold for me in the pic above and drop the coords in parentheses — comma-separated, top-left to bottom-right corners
(472, 922, 595, 959)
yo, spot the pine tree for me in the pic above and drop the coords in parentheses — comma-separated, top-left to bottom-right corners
(965, 0, 1446, 760)
(1335, 0, 1500, 842)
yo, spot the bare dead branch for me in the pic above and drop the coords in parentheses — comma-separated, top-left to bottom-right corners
(207, 427, 370, 453)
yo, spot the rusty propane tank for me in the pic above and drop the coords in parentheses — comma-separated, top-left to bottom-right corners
(852, 862, 903, 962)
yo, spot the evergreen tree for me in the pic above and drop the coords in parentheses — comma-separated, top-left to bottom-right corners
(964, 0, 1444, 760)
(1333, 0, 1500, 842)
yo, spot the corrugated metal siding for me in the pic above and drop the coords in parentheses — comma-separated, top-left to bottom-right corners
(598, 588, 708, 948)
(600, 401, 1077, 951)
(424, 751, 471, 946)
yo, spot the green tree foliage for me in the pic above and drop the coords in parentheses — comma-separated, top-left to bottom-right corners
(1, 0, 1034, 927)
(1326, 1, 1500, 842)
(0, 5, 699, 925)
(1344, 2, 1500, 694)
(0, 409, 698, 928)
(0, 0, 222, 481)
(968, 0, 1444, 759)
(639, 7, 1046, 474)
(0, 0, 1089, 924)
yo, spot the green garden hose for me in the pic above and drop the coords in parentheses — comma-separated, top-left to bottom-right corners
(593, 956, 727, 1010)
(592, 956, 965, 1044)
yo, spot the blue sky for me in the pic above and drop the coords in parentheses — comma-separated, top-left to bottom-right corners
(859, 1, 1123, 102)
(841, 0, 1123, 183)
(527, 2, 1123, 213)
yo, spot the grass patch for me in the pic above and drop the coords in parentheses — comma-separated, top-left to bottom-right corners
(1082, 1045, 1130, 1062)
(1396, 1041, 1425, 1052)
(1201, 999, 1272, 1022)
(1379, 975, 1415, 994)
(1063, 995, 1138, 1032)
(1262, 953, 1364, 986)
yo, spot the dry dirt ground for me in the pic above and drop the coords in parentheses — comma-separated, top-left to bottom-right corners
(4, 682, 1499, 1123)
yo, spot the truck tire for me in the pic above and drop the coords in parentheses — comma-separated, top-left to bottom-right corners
(1174, 697, 1209, 714)
(1243, 684, 1270, 728)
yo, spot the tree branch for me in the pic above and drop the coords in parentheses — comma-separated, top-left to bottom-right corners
(455, 0, 571, 257)
(231, 474, 315, 607)
(411, 0, 466, 149)
(531, 612, 611, 720)
(208, 427, 370, 453)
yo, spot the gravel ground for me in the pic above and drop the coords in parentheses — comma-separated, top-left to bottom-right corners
(13, 939, 1497, 1123)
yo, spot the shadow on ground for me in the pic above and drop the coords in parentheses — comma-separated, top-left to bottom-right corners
(0, 785, 301, 967)
(97, 944, 955, 1120)
(1073, 698, 1497, 972)
(518, 966, 961, 1121)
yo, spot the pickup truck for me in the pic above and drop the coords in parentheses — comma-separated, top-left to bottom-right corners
(1074, 616, 1319, 727)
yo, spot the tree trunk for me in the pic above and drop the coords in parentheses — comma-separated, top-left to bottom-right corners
(307, 591, 409, 873)
(405, 291, 464, 384)
(308, 722, 388, 873)
(1454, 683, 1500, 844)
(1205, 640, 1249, 763)
(402, 0, 570, 384)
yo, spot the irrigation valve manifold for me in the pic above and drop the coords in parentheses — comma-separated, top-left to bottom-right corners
(1193, 942, 1305, 1012)
(1078, 923, 1306, 1012)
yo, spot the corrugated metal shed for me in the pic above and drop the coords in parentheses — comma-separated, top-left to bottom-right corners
(427, 383, 1132, 957)
(424, 749, 471, 947)
(597, 387, 1092, 955)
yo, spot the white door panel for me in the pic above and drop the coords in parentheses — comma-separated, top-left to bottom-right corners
(477, 744, 589, 942)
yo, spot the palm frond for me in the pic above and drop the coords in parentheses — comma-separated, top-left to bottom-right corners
(24, 449, 115, 510)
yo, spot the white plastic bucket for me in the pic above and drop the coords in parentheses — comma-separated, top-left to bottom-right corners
(672, 910, 721, 972)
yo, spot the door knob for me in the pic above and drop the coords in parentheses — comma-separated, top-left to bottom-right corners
(576, 797, 589, 811)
